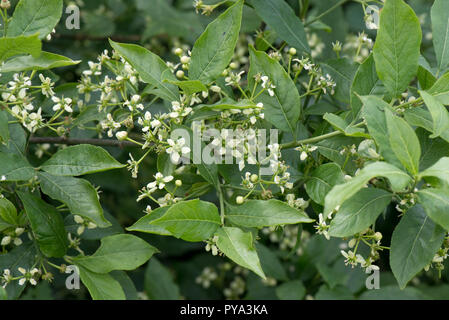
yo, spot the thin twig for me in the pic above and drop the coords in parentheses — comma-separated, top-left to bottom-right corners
(28, 137, 139, 148)
(53, 33, 142, 42)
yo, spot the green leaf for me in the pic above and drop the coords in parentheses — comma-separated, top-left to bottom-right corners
(385, 108, 421, 175)
(418, 157, 449, 185)
(276, 280, 306, 300)
(0, 111, 9, 144)
(372, 0, 422, 98)
(0, 153, 35, 181)
(0, 52, 80, 73)
(109, 40, 179, 101)
(78, 266, 125, 300)
(305, 163, 344, 206)
(419, 90, 449, 139)
(418, 188, 449, 231)
(41, 145, 125, 176)
(0, 34, 41, 62)
(417, 128, 449, 171)
(110, 271, 138, 300)
(417, 56, 437, 90)
(321, 58, 357, 104)
(7, 0, 63, 39)
(72, 234, 158, 273)
(189, 0, 243, 84)
(350, 54, 381, 119)
(0, 198, 18, 232)
(329, 188, 393, 237)
(404, 107, 435, 132)
(0, 124, 27, 155)
(256, 243, 288, 281)
(151, 199, 220, 242)
(164, 80, 207, 96)
(429, 71, 449, 98)
(390, 205, 446, 289)
(248, 45, 301, 134)
(38, 172, 111, 228)
(126, 206, 172, 236)
(226, 199, 313, 228)
(324, 161, 412, 216)
(157, 152, 176, 177)
(431, 0, 449, 74)
(175, 124, 219, 188)
(248, 0, 309, 54)
(144, 257, 180, 300)
(17, 192, 67, 258)
(215, 226, 266, 279)
(361, 95, 403, 168)
(323, 113, 368, 137)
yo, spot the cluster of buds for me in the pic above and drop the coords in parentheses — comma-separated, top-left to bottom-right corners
(1, 227, 25, 247)
(425, 235, 449, 275)
(193, 0, 215, 15)
(395, 192, 417, 214)
(73, 215, 97, 235)
(342, 229, 383, 272)
(204, 235, 220, 256)
(285, 194, 309, 210)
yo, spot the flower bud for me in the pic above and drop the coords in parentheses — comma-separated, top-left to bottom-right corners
(176, 70, 185, 79)
(1, 236, 11, 246)
(374, 232, 382, 241)
(174, 48, 183, 56)
(180, 56, 190, 64)
(210, 85, 221, 93)
(15, 227, 25, 236)
(288, 48, 297, 55)
(236, 196, 244, 205)
(250, 174, 258, 183)
(348, 238, 357, 248)
(116, 131, 128, 141)
(87, 222, 97, 230)
(0, 0, 11, 9)
(73, 215, 84, 224)
(175, 180, 182, 187)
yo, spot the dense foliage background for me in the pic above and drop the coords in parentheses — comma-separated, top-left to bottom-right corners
(1, 0, 449, 300)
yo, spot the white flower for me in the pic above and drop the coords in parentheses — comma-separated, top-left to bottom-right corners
(83, 61, 102, 76)
(315, 213, 330, 240)
(225, 71, 245, 87)
(261, 75, 276, 96)
(166, 138, 191, 163)
(148, 172, 174, 190)
(17, 268, 39, 286)
(39, 74, 55, 97)
(52, 96, 73, 113)
(124, 95, 144, 111)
